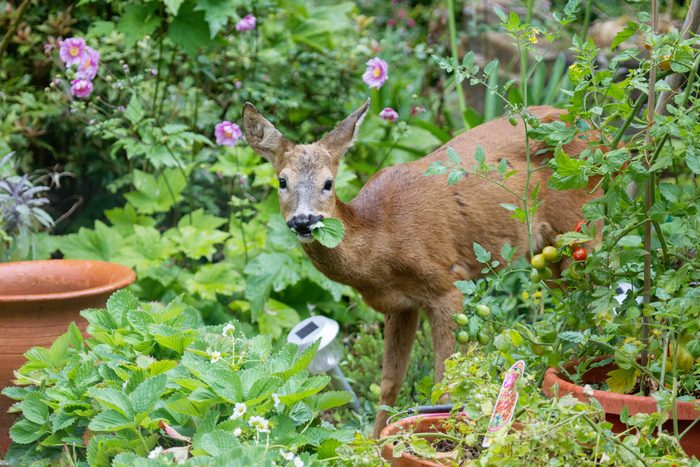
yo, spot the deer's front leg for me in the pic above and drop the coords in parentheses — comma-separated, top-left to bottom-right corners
(372, 307, 420, 438)
(427, 290, 460, 384)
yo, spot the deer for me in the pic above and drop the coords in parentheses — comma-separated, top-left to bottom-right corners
(241, 101, 600, 437)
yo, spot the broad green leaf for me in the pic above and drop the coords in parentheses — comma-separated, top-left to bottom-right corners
(20, 392, 49, 425)
(311, 218, 345, 248)
(167, 1, 211, 56)
(131, 374, 167, 415)
(163, 0, 185, 15)
(124, 169, 187, 214)
(9, 419, 45, 444)
(606, 367, 639, 394)
(87, 410, 134, 432)
(117, 2, 161, 48)
(59, 221, 123, 261)
(194, 0, 240, 37)
(314, 391, 352, 411)
(88, 388, 134, 417)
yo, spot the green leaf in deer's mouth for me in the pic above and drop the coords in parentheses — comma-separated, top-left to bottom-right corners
(311, 218, 345, 248)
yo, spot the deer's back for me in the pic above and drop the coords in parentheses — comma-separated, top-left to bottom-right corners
(347, 106, 598, 308)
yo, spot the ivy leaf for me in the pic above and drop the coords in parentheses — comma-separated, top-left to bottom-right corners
(117, 2, 161, 48)
(167, 1, 211, 56)
(311, 218, 345, 248)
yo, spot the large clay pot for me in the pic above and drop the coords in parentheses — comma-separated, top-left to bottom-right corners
(0, 259, 135, 455)
(380, 414, 455, 467)
(542, 356, 700, 458)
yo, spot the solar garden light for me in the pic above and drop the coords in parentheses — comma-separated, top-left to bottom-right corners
(288, 316, 361, 412)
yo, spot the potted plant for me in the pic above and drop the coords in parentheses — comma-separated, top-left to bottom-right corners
(371, 351, 691, 466)
(0, 154, 137, 453)
(0, 259, 136, 454)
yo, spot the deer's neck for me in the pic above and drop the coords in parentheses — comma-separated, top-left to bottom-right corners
(301, 197, 376, 290)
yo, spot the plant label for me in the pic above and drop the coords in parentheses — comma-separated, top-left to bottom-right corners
(482, 360, 526, 448)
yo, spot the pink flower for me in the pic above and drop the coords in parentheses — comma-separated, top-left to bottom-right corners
(362, 57, 389, 89)
(236, 14, 256, 32)
(379, 107, 399, 122)
(75, 46, 100, 81)
(59, 37, 86, 67)
(406, 18, 416, 28)
(70, 79, 93, 98)
(215, 121, 242, 146)
(387, 18, 397, 27)
(411, 105, 426, 116)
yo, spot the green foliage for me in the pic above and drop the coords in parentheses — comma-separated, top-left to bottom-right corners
(2, 291, 353, 465)
(311, 218, 345, 248)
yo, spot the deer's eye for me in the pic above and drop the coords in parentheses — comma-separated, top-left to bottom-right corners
(323, 179, 333, 191)
(278, 178, 288, 189)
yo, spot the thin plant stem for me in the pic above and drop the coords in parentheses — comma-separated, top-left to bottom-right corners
(581, 0, 592, 40)
(640, 0, 659, 371)
(446, 0, 469, 130)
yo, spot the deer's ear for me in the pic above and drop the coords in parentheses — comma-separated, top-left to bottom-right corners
(320, 99, 369, 161)
(242, 103, 291, 165)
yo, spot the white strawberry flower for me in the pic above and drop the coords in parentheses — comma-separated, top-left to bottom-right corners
(210, 351, 221, 363)
(249, 415, 270, 433)
(222, 323, 235, 336)
(230, 402, 247, 420)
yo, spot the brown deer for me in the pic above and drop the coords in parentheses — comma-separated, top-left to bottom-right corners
(242, 101, 599, 437)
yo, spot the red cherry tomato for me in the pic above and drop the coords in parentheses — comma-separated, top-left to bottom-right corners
(574, 220, 585, 233)
(572, 247, 588, 261)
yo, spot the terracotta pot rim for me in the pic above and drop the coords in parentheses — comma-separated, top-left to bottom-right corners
(543, 356, 700, 418)
(0, 259, 135, 303)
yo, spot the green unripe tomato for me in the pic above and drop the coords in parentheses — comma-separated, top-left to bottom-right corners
(454, 313, 469, 326)
(530, 254, 546, 270)
(528, 117, 540, 128)
(475, 304, 491, 318)
(508, 115, 518, 126)
(478, 330, 491, 345)
(542, 246, 561, 263)
(456, 330, 470, 345)
(530, 268, 542, 283)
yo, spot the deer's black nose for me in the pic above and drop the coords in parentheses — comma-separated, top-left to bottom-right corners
(287, 214, 324, 234)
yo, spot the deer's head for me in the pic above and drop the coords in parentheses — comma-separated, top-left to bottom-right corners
(242, 101, 368, 243)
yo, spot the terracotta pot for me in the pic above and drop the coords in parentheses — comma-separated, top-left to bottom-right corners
(380, 414, 456, 467)
(0, 259, 135, 455)
(542, 356, 700, 458)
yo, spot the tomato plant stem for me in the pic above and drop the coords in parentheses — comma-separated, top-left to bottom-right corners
(446, 0, 468, 130)
(640, 0, 659, 372)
